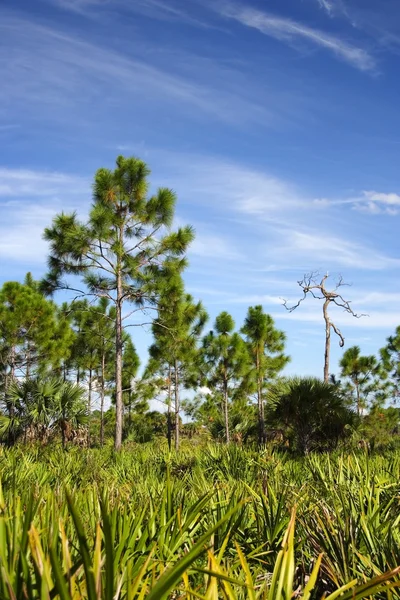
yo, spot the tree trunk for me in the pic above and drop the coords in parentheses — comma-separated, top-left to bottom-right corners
(114, 271, 123, 451)
(26, 341, 31, 380)
(355, 378, 361, 416)
(167, 364, 172, 451)
(128, 391, 132, 433)
(88, 367, 92, 413)
(256, 348, 266, 445)
(61, 415, 66, 451)
(323, 300, 331, 383)
(100, 353, 105, 447)
(174, 360, 180, 451)
(223, 378, 230, 444)
(7, 345, 16, 446)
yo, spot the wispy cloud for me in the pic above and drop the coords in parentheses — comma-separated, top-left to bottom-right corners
(0, 167, 87, 197)
(314, 0, 349, 18)
(0, 203, 61, 264)
(151, 150, 400, 277)
(278, 230, 400, 270)
(156, 153, 306, 217)
(316, 0, 334, 16)
(316, 190, 400, 214)
(217, 2, 375, 72)
(0, 16, 274, 129)
(46, 0, 216, 29)
(189, 232, 242, 261)
(47, 0, 107, 14)
(0, 167, 88, 265)
(352, 291, 400, 306)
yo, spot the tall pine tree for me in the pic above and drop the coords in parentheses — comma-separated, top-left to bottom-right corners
(42, 156, 194, 449)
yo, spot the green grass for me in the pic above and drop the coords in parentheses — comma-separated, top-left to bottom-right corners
(0, 442, 400, 598)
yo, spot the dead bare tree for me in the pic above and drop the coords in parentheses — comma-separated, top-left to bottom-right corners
(283, 272, 366, 382)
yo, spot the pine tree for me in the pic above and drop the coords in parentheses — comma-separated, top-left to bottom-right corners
(241, 305, 289, 444)
(202, 312, 249, 444)
(85, 299, 118, 445)
(42, 155, 194, 449)
(380, 326, 400, 403)
(146, 275, 207, 450)
(0, 278, 73, 444)
(340, 345, 386, 415)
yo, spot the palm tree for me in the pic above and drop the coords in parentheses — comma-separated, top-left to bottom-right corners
(54, 380, 88, 449)
(268, 376, 356, 454)
(3, 378, 58, 443)
(0, 377, 87, 447)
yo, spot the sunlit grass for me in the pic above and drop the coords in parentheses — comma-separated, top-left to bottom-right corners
(0, 443, 400, 598)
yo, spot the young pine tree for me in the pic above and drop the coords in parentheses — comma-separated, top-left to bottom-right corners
(241, 305, 289, 445)
(84, 298, 117, 445)
(146, 275, 207, 450)
(202, 312, 249, 444)
(0, 279, 72, 412)
(380, 326, 400, 404)
(42, 156, 194, 450)
(340, 345, 387, 415)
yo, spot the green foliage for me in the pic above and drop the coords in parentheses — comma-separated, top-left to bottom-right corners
(0, 277, 74, 384)
(340, 345, 388, 415)
(0, 445, 399, 597)
(42, 155, 194, 449)
(0, 377, 87, 446)
(202, 312, 250, 443)
(241, 305, 290, 444)
(268, 376, 357, 454)
(362, 405, 400, 450)
(146, 273, 207, 449)
(380, 325, 400, 402)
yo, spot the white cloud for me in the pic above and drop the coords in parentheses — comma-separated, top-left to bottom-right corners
(355, 190, 400, 215)
(217, 2, 375, 72)
(314, 190, 400, 215)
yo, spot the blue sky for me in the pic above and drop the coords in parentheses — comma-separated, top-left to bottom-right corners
(1, 0, 400, 388)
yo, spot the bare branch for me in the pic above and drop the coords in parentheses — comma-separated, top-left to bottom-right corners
(282, 292, 307, 312)
(330, 320, 345, 347)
